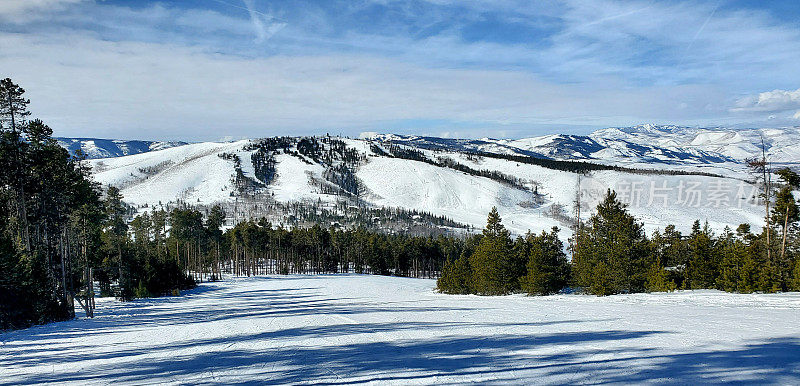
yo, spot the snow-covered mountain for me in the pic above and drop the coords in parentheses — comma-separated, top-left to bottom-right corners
(588, 124, 800, 166)
(366, 124, 800, 173)
(85, 125, 795, 240)
(57, 137, 189, 159)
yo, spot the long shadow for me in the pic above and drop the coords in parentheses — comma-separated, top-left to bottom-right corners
(3, 318, 605, 368)
(21, 334, 800, 385)
(6, 329, 669, 385)
(607, 337, 800, 384)
(7, 275, 798, 384)
(8, 281, 480, 344)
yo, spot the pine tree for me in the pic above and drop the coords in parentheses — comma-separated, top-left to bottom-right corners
(0, 78, 32, 251)
(645, 256, 676, 292)
(1, 78, 108, 328)
(717, 227, 748, 292)
(469, 207, 515, 295)
(206, 204, 226, 280)
(520, 227, 570, 295)
(685, 221, 718, 289)
(103, 186, 131, 299)
(572, 190, 649, 295)
(792, 257, 800, 291)
(772, 168, 799, 289)
(437, 255, 473, 294)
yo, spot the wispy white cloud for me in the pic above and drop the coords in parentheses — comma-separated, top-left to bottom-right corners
(240, 0, 287, 43)
(0, 0, 84, 21)
(2, 0, 800, 139)
(0, 31, 732, 140)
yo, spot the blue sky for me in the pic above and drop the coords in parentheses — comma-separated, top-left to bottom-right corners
(1, 0, 799, 140)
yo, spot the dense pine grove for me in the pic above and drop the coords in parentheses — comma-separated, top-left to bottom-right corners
(437, 208, 570, 295)
(0, 79, 196, 330)
(438, 185, 800, 296)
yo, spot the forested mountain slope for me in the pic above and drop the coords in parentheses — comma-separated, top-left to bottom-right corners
(83, 127, 786, 239)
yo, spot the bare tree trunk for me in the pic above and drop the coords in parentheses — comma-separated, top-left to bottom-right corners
(780, 207, 789, 283)
(60, 231, 72, 317)
(89, 267, 95, 317)
(761, 138, 772, 269)
(8, 94, 31, 252)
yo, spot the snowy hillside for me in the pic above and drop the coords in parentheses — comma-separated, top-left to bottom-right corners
(590, 124, 800, 166)
(86, 132, 772, 239)
(57, 137, 189, 159)
(4, 275, 800, 384)
(365, 124, 800, 175)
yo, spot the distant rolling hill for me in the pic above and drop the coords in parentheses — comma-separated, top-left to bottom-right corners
(79, 124, 800, 239)
(56, 137, 189, 159)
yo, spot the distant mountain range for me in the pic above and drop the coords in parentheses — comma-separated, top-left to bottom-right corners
(363, 124, 800, 168)
(59, 124, 800, 167)
(56, 137, 189, 159)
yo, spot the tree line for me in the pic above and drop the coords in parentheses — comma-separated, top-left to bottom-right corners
(438, 179, 800, 296)
(469, 150, 725, 178)
(378, 142, 536, 192)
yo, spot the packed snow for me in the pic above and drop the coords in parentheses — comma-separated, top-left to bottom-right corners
(357, 156, 553, 236)
(2, 275, 799, 384)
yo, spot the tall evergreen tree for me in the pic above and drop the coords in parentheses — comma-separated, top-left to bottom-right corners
(469, 207, 515, 295)
(772, 168, 799, 288)
(520, 227, 570, 295)
(0, 78, 32, 251)
(573, 190, 649, 295)
(1, 78, 109, 328)
(206, 204, 226, 280)
(717, 227, 749, 292)
(103, 186, 131, 299)
(685, 221, 718, 289)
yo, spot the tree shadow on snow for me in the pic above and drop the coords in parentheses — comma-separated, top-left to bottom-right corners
(11, 329, 800, 384)
(4, 276, 800, 384)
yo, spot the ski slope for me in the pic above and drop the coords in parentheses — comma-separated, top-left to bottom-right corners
(357, 156, 557, 236)
(3, 275, 800, 384)
(90, 141, 250, 207)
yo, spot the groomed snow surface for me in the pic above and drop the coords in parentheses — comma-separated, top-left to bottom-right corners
(3, 275, 800, 384)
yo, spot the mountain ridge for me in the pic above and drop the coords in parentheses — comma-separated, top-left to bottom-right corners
(61, 124, 800, 167)
(79, 126, 786, 241)
(56, 137, 190, 159)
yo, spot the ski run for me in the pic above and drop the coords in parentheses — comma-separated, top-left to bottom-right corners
(3, 275, 800, 385)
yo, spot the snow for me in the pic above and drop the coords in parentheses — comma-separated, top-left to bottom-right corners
(57, 137, 189, 159)
(3, 275, 800, 384)
(269, 153, 330, 204)
(437, 150, 764, 236)
(89, 141, 249, 207)
(357, 156, 551, 235)
(590, 125, 800, 166)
